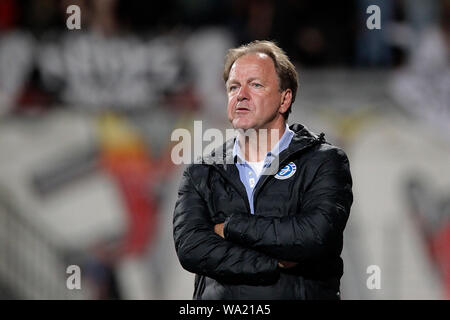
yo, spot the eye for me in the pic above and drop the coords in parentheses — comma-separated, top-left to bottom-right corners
(252, 82, 263, 88)
(228, 85, 238, 92)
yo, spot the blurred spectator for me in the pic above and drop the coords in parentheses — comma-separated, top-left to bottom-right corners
(355, 0, 394, 67)
(390, 0, 450, 136)
(0, 0, 34, 115)
(229, 0, 356, 67)
(403, 0, 441, 32)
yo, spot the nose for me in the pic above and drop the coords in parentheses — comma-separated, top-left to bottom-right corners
(237, 84, 249, 102)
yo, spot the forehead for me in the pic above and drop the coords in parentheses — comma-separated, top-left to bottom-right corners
(228, 53, 277, 80)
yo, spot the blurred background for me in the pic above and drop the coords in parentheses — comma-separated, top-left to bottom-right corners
(0, 0, 449, 299)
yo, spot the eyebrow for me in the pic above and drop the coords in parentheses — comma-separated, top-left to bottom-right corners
(227, 77, 262, 86)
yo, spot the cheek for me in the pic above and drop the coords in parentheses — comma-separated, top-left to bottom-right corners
(227, 96, 235, 111)
(262, 93, 281, 111)
(254, 95, 270, 112)
(226, 103, 233, 118)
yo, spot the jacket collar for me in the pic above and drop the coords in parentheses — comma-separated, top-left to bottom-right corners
(232, 123, 294, 165)
(283, 123, 327, 157)
(203, 123, 327, 171)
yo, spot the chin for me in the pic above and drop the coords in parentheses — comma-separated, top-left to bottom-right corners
(232, 119, 255, 130)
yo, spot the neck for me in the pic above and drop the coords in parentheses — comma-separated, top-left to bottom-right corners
(238, 124, 286, 162)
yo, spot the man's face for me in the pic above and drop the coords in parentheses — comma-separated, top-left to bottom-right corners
(226, 53, 289, 131)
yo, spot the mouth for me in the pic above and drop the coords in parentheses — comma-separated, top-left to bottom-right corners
(235, 106, 251, 113)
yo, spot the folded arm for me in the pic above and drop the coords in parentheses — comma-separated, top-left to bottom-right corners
(173, 166, 280, 283)
(223, 147, 353, 263)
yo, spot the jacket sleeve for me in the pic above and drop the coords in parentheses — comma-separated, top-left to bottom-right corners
(173, 165, 279, 283)
(223, 147, 353, 263)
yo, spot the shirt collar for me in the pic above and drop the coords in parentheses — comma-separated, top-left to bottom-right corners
(233, 123, 294, 164)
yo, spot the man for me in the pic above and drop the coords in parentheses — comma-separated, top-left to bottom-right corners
(173, 40, 353, 299)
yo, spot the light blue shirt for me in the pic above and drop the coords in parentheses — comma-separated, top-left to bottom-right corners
(232, 124, 294, 214)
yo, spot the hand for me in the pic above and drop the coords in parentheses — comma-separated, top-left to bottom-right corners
(278, 260, 298, 269)
(214, 223, 225, 238)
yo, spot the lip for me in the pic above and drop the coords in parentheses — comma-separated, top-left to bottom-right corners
(236, 106, 251, 112)
(235, 109, 250, 115)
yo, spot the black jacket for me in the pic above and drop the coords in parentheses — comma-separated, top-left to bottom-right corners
(173, 123, 353, 299)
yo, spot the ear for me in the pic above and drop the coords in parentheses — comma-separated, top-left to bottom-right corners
(279, 89, 292, 114)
